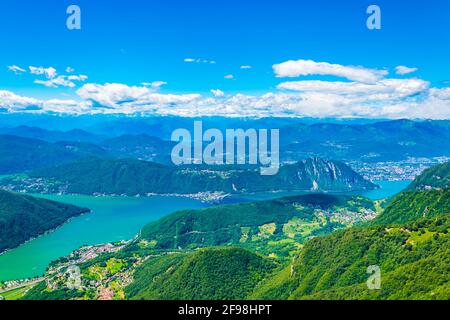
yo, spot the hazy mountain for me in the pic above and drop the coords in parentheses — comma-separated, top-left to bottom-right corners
(281, 119, 450, 161)
(100, 134, 175, 162)
(1, 118, 449, 164)
(0, 135, 109, 174)
(0, 135, 80, 174)
(0, 126, 105, 143)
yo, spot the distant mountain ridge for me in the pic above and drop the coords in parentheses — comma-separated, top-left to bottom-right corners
(281, 119, 450, 161)
(1, 118, 449, 168)
(0, 157, 376, 196)
(0, 126, 105, 143)
(0, 135, 82, 174)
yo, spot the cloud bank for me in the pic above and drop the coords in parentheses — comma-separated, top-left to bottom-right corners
(1, 59, 450, 119)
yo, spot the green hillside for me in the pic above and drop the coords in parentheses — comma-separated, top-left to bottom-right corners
(252, 214, 450, 300)
(373, 161, 449, 225)
(0, 190, 89, 253)
(408, 162, 450, 191)
(19, 162, 450, 301)
(0, 157, 376, 196)
(373, 189, 449, 225)
(126, 248, 275, 300)
(139, 194, 377, 258)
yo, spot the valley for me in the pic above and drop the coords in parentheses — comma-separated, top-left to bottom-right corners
(2, 161, 447, 301)
(0, 118, 449, 301)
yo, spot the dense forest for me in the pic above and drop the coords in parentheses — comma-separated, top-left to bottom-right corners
(0, 190, 89, 253)
(407, 162, 450, 191)
(126, 248, 275, 300)
(139, 194, 376, 257)
(0, 157, 376, 195)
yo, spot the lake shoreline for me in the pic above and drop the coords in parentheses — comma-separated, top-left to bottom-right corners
(0, 209, 91, 257)
(0, 180, 410, 282)
(0, 194, 207, 282)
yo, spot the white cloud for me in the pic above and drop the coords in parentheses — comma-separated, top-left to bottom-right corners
(184, 58, 216, 64)
(8, 64, 86, 88)
(67, 75, 88, 81)
(141, 81, 168, 90)
(8, 65, 26, 74)
(277, 79, 429, 100)
(429, 87, 450, 100)
(76, 83, 200, 112)
(273, 59, 387, 83)
(34, 74, 88, 88)
(0, 90, 41, 112)
(224, 74, 234, 79)
(1, 83, 450, 119)
(42, 99, 91, 114)
(395, 65, 418, 75)
(1, 60, 449, 119)
(240, 65, 252, 69)
(29, 66, 57, 79)
(211, 89, 225, 97)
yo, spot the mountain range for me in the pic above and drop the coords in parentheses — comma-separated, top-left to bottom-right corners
(21, 161, 449, 300)
(0, 118, 449, 173)
(0, 157, 376, 195)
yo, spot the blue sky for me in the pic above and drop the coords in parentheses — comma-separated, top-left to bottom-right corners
(0, 0, 449, 118)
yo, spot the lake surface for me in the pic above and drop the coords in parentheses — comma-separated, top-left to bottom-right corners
(0, 195, 207, 281)
(0, 180, 410, 282)
(224, 180, 412, 203)
(361, 180, 411, 200)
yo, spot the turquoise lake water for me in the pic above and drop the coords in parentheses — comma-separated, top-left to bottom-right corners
(0, 180, 411, 282)
(361, 180, 411, 200)
(0, 195, 207, 281)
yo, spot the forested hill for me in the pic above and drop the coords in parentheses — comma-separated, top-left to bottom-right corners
(252, 163, 450, 300)
(252, 213, 449, 300)
(139, 193, 377, 255)
(126, 248, 275, 300)
(0, 157, 376, 196)
(407, 162, 450, 191)
(373, 189, 449, 225)
(0, 190, 89, 253)
(20, 162, 450, 301)
(373, 161, 449, 225)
